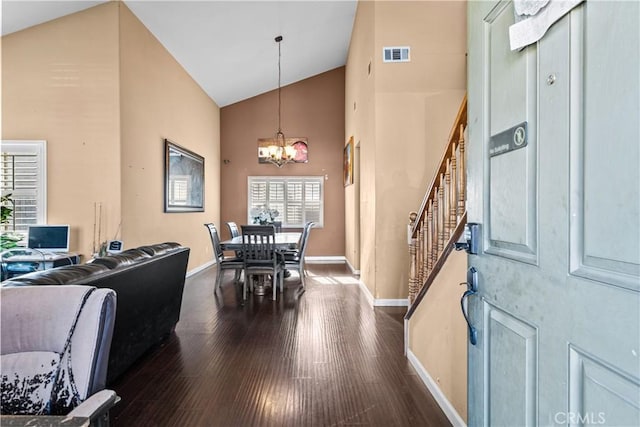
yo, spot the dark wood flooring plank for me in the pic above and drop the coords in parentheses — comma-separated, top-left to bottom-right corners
(110, 263, 451, 426)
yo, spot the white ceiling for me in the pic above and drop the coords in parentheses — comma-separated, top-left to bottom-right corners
(1, 0, 357, 107)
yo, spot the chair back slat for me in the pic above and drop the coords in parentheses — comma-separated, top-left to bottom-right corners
(204, 223, 224, 260)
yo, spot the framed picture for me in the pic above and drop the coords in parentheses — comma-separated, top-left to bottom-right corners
(343, 137, 354, 186)
(258, 137, 308, 163)
(164, 139, 204, 212)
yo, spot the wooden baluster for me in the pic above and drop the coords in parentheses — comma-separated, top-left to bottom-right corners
(416, 219, 423, 293)
(416, 219, 424, 300)
(450, 143, 458, 229)
(423, 218, 429, 286)
(432, 189, 439, 264)
(444, 159, 452, 239)
(421, 218, 429, 278)
(433, 190, 439, 267)
(426, 200, 433, 271)
(419, 217, 426, 296)
(457, 123, 466, 216)
(408, 211, 418, 303)
(438, 175, 445, 254)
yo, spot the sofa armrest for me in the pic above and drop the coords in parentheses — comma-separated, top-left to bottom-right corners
(68, 389, 120, 423)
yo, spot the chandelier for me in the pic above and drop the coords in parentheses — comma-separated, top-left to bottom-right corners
(264, 35, 296, 168)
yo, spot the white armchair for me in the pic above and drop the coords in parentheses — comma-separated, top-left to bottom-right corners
(1, 285, 119, 426)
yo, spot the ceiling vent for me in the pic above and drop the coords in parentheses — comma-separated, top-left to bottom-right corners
(383, 46, 410, 63)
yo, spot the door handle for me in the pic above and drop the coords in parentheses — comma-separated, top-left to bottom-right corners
(460, 266, 478, 345)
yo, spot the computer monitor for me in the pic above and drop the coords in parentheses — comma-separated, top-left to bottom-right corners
(27, 225, 70, 253)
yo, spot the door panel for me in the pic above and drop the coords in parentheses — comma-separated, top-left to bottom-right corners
(569, 346, 640, 426)
(485, 301, 538, 427)
(467, 1, 640, 426)
(485, 0, 538, 264)
(568, 2, 640, 291)
(487, 1, 531, 132)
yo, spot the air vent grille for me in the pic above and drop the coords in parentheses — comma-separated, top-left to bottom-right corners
(383, 46, 410, 63)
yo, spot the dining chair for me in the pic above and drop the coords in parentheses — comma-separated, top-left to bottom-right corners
(204, 223, 243, 293)
(284, 222, 314, 290)
(225, 221, 240, 239)
(241, 225, 285, 301)
(225, 221, 243, 258)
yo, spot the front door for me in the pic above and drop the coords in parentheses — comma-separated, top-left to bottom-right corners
(467, 1, 639, 426)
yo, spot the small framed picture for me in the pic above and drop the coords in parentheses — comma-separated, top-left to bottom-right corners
(343, 137, 354, 186)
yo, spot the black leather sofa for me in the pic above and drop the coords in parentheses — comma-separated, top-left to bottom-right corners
(1, 242, 190, 384)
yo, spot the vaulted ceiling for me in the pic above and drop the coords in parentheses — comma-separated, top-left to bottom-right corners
(1, 0, 357, 107)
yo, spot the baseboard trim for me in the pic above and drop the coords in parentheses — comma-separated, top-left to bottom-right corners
(406, 349, 467, 427)
(186, 260, 215, 278)
(358, 279, 375, 307)
(345, 258, 361, 275)
(404, 318, 409, 355)
(374, 298, 409, 307)
(356, 279, 408, 307)
(305, 256, 345, 264)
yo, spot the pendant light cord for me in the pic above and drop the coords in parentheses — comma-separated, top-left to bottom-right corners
(276, 35, 283, 137)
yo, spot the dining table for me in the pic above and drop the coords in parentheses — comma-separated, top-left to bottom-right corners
(219, 231, 301, 252)
(219, 231, 302, 296)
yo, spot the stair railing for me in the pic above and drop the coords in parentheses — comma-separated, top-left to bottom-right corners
(406, 94, 467, 314)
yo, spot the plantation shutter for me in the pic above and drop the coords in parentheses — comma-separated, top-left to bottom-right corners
(0, 141, 46, 237)
(269, 180, 286, 218)
(304, 180, 322, 224)
(248, 176, 324, 227)
(286, 180, 304, 225)
(249, 179, 268, 213)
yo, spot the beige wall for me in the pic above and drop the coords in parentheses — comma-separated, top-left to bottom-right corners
(118, 5, 220, 270)
(345, 0, 466, 299)
(345, 0, 376, 281)
(409, 251, 468, 421)
(220, 68, 345, 257)
(2, 3, 221, 271)
(1, 3, 121, 256)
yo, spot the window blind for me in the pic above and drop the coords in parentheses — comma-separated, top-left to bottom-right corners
(248, 176, 323, 227)
(1, 141, 46, 237)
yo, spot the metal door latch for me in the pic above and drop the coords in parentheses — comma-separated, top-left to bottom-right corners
(460, 266, 478, 345)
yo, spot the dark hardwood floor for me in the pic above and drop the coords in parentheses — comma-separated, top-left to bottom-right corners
(109, 263, 451, 426)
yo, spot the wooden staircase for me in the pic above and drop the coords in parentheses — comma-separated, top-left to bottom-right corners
(405, 94, 467, 318)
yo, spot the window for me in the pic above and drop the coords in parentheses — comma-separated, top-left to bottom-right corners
(1, 141, 47, 238)
(248, 176, 323, 227)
